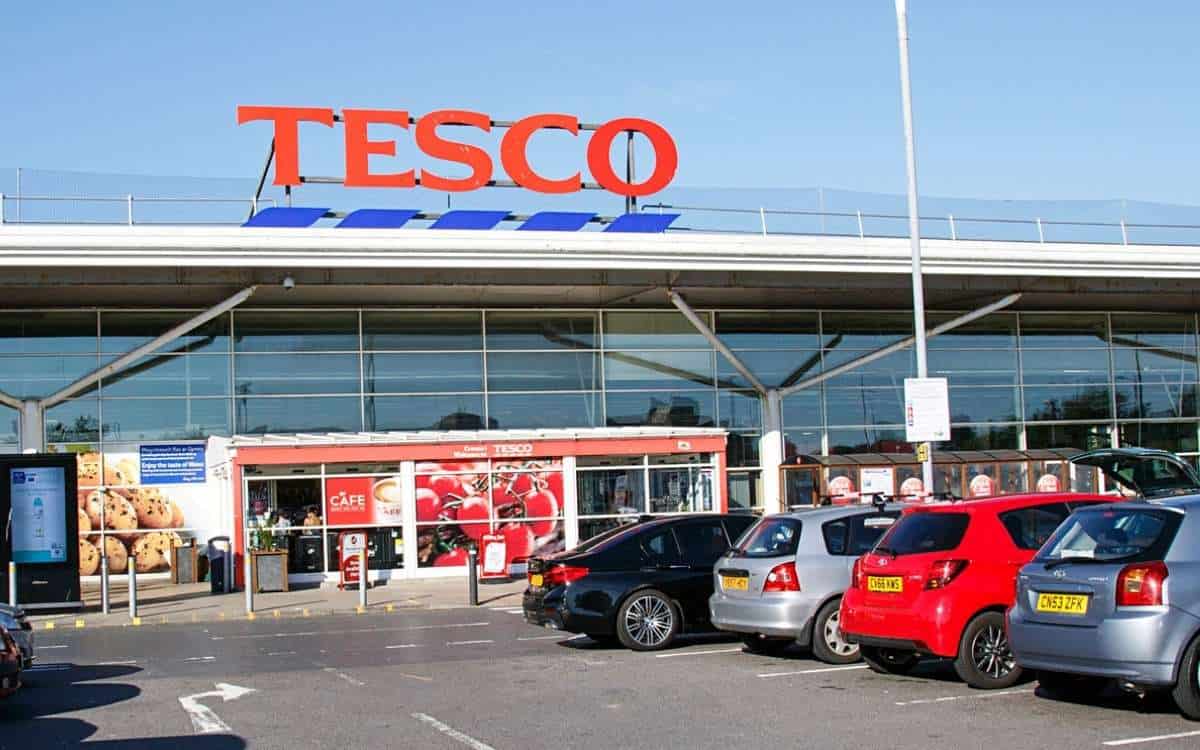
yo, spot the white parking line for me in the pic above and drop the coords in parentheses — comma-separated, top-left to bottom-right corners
(894, 688, 1033, 707)
(758, 664, 868, 678)
(183, 656, 216, 663)
(655, 647, 744, 659)
(39, 645, 69, 650)
(97, 659, 138, 666)
(516, 635, 566, 641)
(398, 672, 433, 682)
(446, 640, 494, 646)
(1103, 729, 1200, 747)
(385, 643, 423, 649)
(212, 622, 489, 641)
(323, 667, 365, 687)
(413, 712, 495, 750)
(266, 651, 296, 657)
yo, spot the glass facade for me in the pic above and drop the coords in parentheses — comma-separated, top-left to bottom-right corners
(4, 308, 1200, 499)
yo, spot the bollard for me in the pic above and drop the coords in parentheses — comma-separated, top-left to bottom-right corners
(127, 557, 138, 620)
(100, 554, 110, 615)
(7, 562, 16, 607)
(244, 549, 254, 614)
(225, 543, 234, 594)
(467, 547, 479, 607)
(358, 550, 367, 610)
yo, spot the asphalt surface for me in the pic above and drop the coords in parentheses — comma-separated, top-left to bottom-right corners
(3, 605, 1200, 750)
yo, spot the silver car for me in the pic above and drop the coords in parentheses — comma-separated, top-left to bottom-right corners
(1008, 448, 1200, 719)
(0, 605, 33, 670)
(710, 504, 899, 663)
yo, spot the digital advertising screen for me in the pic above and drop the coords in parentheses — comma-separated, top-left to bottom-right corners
(10, 465, 69, 564)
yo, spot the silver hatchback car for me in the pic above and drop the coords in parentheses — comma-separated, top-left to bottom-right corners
(1008, 448, 1200, 719)
(710, 504, 899, 663)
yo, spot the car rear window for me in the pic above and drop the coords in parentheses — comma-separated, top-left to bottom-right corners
(823, 512, 900, 556)
(1036, 507, 1183, 564)
(999, 503, 1070, 551)
(735, 517, 801, 558)
(876, 512, 969, 556)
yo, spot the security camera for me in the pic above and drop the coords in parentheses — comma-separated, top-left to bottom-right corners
(282, 275, 295, 291)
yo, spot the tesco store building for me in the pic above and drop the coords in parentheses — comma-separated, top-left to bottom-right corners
(3, 105, 1200, 584)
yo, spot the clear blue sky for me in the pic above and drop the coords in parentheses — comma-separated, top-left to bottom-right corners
(5, 1, 1199, 203)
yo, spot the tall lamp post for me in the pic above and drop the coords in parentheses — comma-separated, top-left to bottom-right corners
(894, 0, 934, 492)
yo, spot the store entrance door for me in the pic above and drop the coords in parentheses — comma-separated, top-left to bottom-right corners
(246, 478, 324, 574)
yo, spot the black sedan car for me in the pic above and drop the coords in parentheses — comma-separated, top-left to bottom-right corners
(523, 514, 757, 651)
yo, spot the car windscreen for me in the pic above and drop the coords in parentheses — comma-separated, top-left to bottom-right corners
(875, 512, 969, 556)
(1035, 507, 1184, 564)
(734, 517, 802, 558)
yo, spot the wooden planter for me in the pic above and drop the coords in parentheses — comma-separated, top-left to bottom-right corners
(250, 550, 290, 593)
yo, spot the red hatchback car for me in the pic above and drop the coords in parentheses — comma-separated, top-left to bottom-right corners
(839, 492, 1114, 689)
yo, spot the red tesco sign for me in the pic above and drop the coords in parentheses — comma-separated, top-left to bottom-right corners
(236, 106, 678, 197)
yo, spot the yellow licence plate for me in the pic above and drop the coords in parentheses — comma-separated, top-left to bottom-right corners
(867, 576, 904, 593)
(530, 574, 543, 588)
(722, 575, 749, 591)
(1036, 593, 1089, 615)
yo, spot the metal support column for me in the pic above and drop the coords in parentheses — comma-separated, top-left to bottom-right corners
(760, 389, 785, 514)
(19, 400, 43, 454)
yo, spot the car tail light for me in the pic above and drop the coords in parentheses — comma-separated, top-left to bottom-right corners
(762, 562, 801, 593)
(924, 559, 969, 590)
(851, 558, 863, 590)
(1116, 561, 1168, 607)
(543, 564, 590, 588)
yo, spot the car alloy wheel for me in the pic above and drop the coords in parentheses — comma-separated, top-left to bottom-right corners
(822, 610, 857, 659)
(623, 594, 674, 649)
(971, 623, 1015, 680)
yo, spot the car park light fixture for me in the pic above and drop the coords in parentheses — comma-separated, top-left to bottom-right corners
(1116, 561, 1168, 607)
(542, 564, 590, 588)
(762, 562, 801, 593)
(924, 559, 968, 590)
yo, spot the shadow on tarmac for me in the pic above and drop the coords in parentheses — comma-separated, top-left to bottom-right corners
(0, 663, 242, 749)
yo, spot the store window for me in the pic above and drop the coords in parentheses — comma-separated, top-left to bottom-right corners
(234, 311, 359, 352)
(718, 390, 761, 431)
(101, 311, 229, 356)
(948, 387, 1020, 424)
(0, 354, 97, 399)
(604, 391, 716, 428)
(235, 353, 360, 395)
(824, 388, 905, 426)
(926, 312, 1017, 350)
(648, 465, 713, 514)
(367, 394, 489, 431)
(1110, 313, 1198, 349)
(717, 349, 821, 389)
(1024, 386, 1112, 421)
(488, 351, 599, 391)
(487, 392, 600, 430)
(602, 311, 710, 349)
(726, 470, 763, 512)
(236, 396, 361, 434)
(603, 350, 714, 389)
(0, 404, 16, 447)
(0, 311, 98, 354)
(363, 310, 482, 350)
(1018, 313, 1109, 348)
(45, 395, 100, 443)
(943, 425, 1020, 451)
(821, 311, 912, 349)
(102, 353, 230, 397)
(715, 311, 821, 350)
(1026, 423, 1110, 451)
(364, 352, 483, 394)
(102, 398, 231, 441)
(484, 311, 597, 350)
(783, 390, 823, 428)
(1118, 422, 1199, 454)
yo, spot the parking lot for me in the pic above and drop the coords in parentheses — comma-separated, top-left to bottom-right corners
(3, 605, 1198, 750)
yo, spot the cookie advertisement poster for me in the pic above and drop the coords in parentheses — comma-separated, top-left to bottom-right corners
(74, 443, 220, 577)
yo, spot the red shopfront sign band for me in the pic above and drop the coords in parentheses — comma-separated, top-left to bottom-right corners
(236, 105, 678, 197)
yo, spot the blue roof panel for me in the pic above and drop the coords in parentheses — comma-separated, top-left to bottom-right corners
(336, 209, 421, 228)
(604, 213, 680, 233)
(430, 210, 511, 230)
(243, 207, 329, 228)
(516, 211, 597, 231)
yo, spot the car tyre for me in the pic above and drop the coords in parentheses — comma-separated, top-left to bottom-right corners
(1171, 633, 1200, 720)
(741, 634, 793, 656)
(811, 598, 859, 665)
(616, 589, 679, 652)
(1036, 671, 1108, 700)
(860, 645, 920, 675)
(955, 611, 1022, 689)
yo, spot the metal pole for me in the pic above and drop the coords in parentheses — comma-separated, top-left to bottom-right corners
(127, 557, 138, 619)
(1120, 219, 1129, 245)
(857, 210, 865, 238)
(100, 555, 110, 615)
(225, 541, 234, 594)
(1036, 217, 1045, 243)
(0, 192, 5, 224)
(127, 194, 134, 225)
(467, 548, 479, 606)
(244, 548, 253, 614)
(358, 549, 367, 610)
(948, 214, 956, 241)
(895, 0, 933, 492)
(759, 207, 767, 236)
(7, 562, 15, 607)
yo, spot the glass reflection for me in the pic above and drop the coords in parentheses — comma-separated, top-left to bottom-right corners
(604, 391, 716, 427)
(367, 394, 490, 431)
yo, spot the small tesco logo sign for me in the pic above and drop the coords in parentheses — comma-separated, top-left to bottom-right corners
(237, 106, 678, 197)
